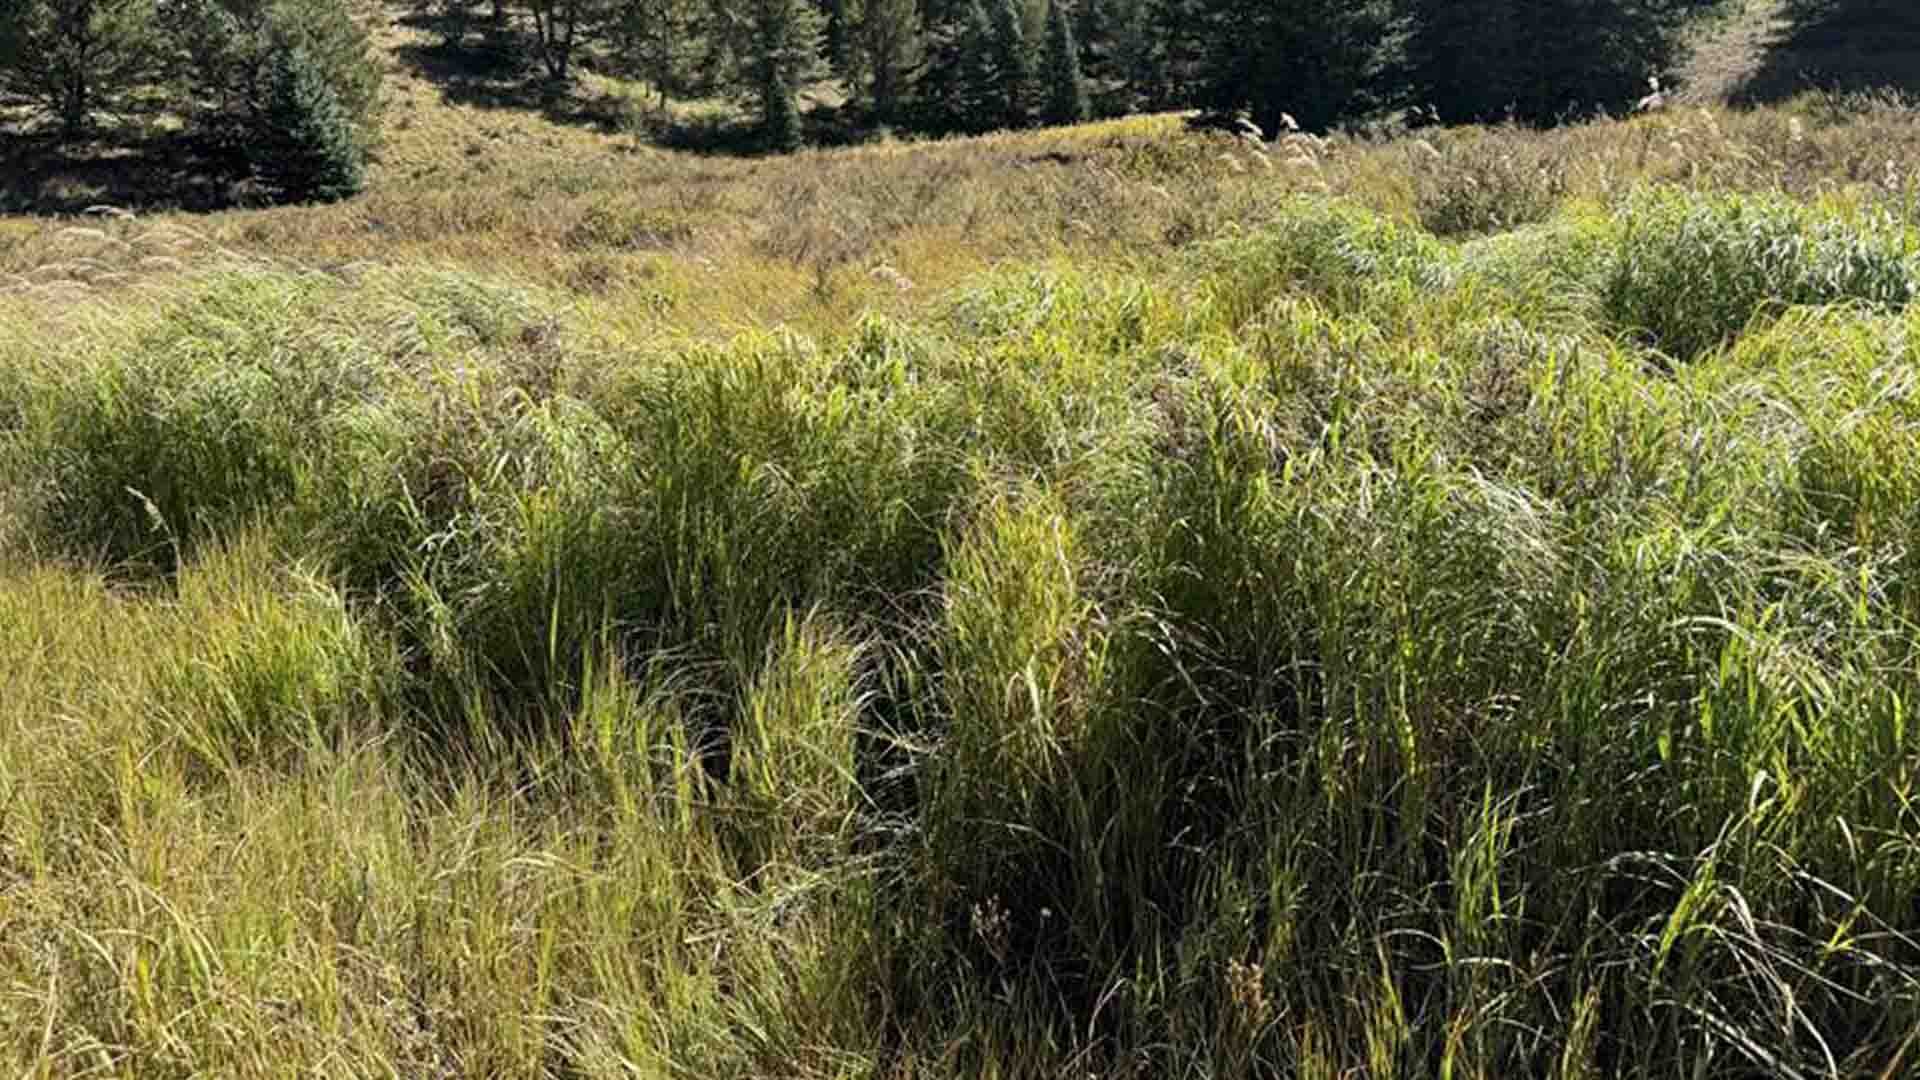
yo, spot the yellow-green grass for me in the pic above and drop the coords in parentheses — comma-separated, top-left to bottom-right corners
(7, 175, 1920, 1075)
(8, 18, 1920, 1073)
(10, 71, 1920, 336)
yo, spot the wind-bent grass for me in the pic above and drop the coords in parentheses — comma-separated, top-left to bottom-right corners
(6, 125, 1920, 1077)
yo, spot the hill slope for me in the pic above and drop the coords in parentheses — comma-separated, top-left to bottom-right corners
(6, 13, 1920, 1078)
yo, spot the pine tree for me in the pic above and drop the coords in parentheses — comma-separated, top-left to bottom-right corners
(986, 0, 1032, 128)
(762, 64, 803, 149)
(609, 0, 680, 101)
(1196, 0, 1401, 133)
(1089, 0, 1156, 114)
(860, 0, 921, 124)
(1041, 0, 1086, 125)
(254, 43, 365, 202)
(918, 0, 995, 133)
(824, 0, 861, 74)
(1406, 0, 1681, 125)
(0, 0, 160, 138)
(1405, 0, 1521, 123)
(1146, 0, 1207, 109)
(746, 0, 824, 150)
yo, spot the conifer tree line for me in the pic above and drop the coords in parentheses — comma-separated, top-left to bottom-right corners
(1, 0, 380, 200)
(432, 0, 1705, 143)
(424, 0, 1714, 139)
(5, 0, 1723, 179)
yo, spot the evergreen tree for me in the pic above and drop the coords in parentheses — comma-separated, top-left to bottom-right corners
(255, 43, 365, 201)
(1146, 0, 1206, 109)
(1196, 0, 1401, 133)
(609, 0, 703, 104)
(1041, 0, 1086, 125)
(160, 0, 382, 175)
(860, 0, 921, 124)
(762, 63, 803, 149)
(824, 0, 861, 74)
(1406, 0, 1681, 124)
(745, 0, 825, 150)
(986, 0, 1032, 127)
(0, 0, 160, 137)
(1089, 0, 1157, 114)
(1405, 0, 1521, 122)
(917, 0, 995, 133)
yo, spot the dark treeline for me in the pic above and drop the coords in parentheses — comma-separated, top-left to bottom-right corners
(4, 0, 1726, 199)
(1, 0, 382, 201)
(424, 0, 1719, 142)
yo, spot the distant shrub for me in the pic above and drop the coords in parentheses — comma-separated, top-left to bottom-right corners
(1605, 189, 1918, 362)
(161, 0, 382, 195)
(0, 0, 162, 136)
(255, 44, 366, 202)
(1410, 131, 1570, 236)
(1198, 198, 1452, 324)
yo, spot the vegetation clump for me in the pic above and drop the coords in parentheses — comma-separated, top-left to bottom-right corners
(7, 5, 1920, 1076)
(1606, 188, 1918, 361)
(7, 162, 1920, 1074)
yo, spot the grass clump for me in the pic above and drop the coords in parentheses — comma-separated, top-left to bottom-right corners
(1605, 187, 1920, 362)
(1409, 128, 1573, 237)
(9, 98, 1920, 1078)
(1197, 198, 1454, 327)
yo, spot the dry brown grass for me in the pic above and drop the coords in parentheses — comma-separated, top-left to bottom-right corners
(6, 0, 1920, 337)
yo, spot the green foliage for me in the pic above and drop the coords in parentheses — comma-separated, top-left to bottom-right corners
(151, 535, 397, 773)
(606, 0, 705, 99)
(986, 0, 1033, 128)
(161, 0, 382, 165)
(1084, 0, 1155, 114)
(1196, 197, 1453, 323)
(761, 63, 803, 149)
(1604, 189, 1919, 361)
(4, 271, 380, 570)
(255, 43, 366, 202)
(0, 0, 161, 135)
(858, 0, 920, 123)
(742, 0, 824, 151)
(918, 0, 997, 132)
(1041, 0, 1087, 125)
(11, 185, 1920, 1077)
(1408, 0, 1683, 124)
(1197, 0, 1404, 133)
(159, 0, 384, 193)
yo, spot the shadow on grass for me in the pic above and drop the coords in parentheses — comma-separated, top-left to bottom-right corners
(389, 29, 875, 158)
(0, 128, 257, 215)
(1734, 0, 1920, 103)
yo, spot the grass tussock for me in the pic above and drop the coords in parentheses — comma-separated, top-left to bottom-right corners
(7, 78, 1920, 1079)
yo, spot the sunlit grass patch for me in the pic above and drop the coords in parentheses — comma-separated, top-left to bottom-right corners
(1605, 187, 1919, 362)
(8, 85, 1920, 1078)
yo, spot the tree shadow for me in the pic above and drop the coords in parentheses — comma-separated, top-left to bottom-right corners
(0, 128, 259, 215)
(388, 28, 857, 158)
(1734, 0, 1920, 104)
(391, 38, 556, 111)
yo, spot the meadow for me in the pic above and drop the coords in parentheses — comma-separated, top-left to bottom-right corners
(7, 24, 1920, 1074)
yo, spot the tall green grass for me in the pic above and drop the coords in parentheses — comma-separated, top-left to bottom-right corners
(4, 187, 1920, 1077)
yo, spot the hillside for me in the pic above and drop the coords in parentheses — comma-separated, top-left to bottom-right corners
(1681, 0, 1920, 103)
(6, 7, 1920, 1078)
